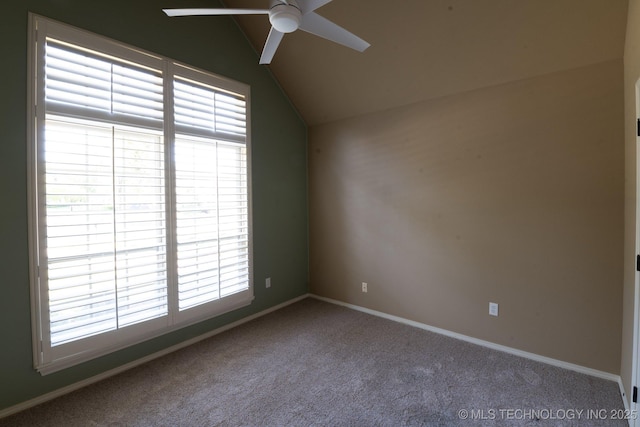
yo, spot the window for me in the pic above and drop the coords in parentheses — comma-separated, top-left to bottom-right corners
(28, 15, 253, 374)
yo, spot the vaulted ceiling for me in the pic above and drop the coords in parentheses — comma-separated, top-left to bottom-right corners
(222, 0, 628, 125)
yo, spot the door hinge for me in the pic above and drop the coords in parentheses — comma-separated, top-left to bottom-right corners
(633, 386, 638, 403)
(637, 255, 640, 272)
(637, 119, 640, 137)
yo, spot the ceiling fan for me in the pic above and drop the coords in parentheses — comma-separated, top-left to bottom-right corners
(163, 0, 370, 64)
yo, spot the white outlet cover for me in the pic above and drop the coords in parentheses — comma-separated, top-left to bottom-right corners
(266, 277, 271, 288)
(489, 302, 499, 316)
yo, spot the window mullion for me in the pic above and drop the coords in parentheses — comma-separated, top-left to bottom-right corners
(111, 126, 119, 330)
(215, 141, 222, 296)
(164, 62, 179, 324)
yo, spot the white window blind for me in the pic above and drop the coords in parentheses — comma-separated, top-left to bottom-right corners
(44, 119, 168, 347)
(174, 79, 247, 140)
(45, 42, 164, 128)
(29, 15, 253, 374)
(173, 78, 249, 312)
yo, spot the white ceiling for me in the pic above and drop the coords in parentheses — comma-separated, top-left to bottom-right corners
(223, 0, 628, 125)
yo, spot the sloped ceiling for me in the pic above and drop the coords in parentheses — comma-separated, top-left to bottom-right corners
(221, 0, 628, 125)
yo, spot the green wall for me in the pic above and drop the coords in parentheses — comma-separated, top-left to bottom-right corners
(0, 0, 308, 412)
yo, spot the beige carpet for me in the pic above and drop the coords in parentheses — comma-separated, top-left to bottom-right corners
(1, 298, 627, 426)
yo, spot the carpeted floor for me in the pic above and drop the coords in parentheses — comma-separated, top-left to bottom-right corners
(1, 298, 628, 426)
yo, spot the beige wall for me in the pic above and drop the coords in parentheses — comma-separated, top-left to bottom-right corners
(309, 60, 624, 374)
(621, 0, 640, 407)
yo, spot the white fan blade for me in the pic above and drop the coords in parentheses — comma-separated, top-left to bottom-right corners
(300, 0, 332, 15)
(163, 8, 268, 17)
(299, 12, 370, 52)
(260, 27, 285, 64)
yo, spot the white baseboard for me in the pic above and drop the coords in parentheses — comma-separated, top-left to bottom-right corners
(310, 294, 622, 384)
(0, 293, 310, 419)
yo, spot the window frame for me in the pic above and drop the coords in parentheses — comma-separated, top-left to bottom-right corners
(27, 14, 253, 375)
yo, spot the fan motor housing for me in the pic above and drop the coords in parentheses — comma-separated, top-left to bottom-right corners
(269, 4, 302, 33)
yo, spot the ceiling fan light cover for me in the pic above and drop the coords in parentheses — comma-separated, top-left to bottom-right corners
(269, 4, 302, 33)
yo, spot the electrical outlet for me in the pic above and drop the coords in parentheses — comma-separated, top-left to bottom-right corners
(362, 282, 368, 293)
(266, 277, 271, 288)
(489, 302, 499, 317)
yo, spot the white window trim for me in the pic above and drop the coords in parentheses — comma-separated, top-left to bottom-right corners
(27, 13, 254, 375)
